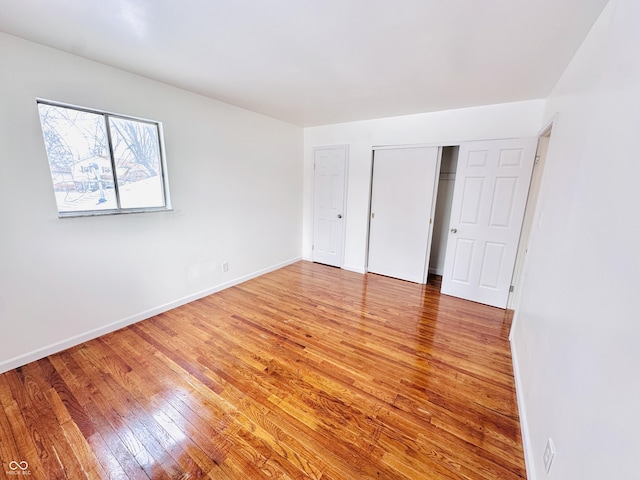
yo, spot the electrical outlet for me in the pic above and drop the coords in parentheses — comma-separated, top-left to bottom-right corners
(222, 262, 229, 272)
(543, 437, 555, 474)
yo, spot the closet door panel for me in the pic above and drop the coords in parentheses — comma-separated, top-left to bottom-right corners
(368, 147, 440, 283)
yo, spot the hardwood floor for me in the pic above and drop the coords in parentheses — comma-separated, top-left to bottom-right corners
(0, 261, 525, 479)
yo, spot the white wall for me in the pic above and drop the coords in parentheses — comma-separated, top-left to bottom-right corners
(511, 0, 640, 478)
(0, 33, 303, 372)
(303, 100, 545, 272)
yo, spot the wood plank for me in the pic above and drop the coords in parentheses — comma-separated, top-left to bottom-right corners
(0, 261, 526, 479)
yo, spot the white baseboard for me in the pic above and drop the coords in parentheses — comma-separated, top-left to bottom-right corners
(342, 264, 366, 274)
(428, 267, 443, 276)
(0, 257, 301, 374)
(510, 338, 537, 480)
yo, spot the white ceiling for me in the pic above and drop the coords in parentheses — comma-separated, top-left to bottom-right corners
(0, 0, 609, 127)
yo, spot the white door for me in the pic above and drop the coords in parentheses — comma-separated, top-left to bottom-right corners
(441, 138, 537, 308)
(368, 146, 440, 283)
(312, 146, 348, 267)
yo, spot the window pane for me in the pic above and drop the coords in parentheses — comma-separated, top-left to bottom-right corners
(38, 104, 117, 213)
(108, 117, 165, 209)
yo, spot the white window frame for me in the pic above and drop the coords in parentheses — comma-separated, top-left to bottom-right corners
(37, 99, 172, 217)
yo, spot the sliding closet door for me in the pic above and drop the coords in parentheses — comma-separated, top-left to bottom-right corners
(368, 146, 440, 283)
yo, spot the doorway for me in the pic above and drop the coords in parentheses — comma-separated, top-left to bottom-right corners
(429, 146, 459, 276)
(507, 124, 553, 309)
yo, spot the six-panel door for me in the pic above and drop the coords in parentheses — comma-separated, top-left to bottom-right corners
(440, 138, 537, 308)
(312, 146, 348, 267)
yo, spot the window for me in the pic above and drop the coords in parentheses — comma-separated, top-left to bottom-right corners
(37, 100, 170, 216)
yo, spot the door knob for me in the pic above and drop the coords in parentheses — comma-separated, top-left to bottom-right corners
(337, 214, 342, 219)
(450, 228, 457, 233)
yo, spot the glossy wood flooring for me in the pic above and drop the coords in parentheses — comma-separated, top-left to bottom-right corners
(0, 262, 526, 479)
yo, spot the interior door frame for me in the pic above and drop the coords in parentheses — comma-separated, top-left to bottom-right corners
(365, 144, 442, 284)
(507, 120, 555, 310)
(312, 144, 349, 268)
